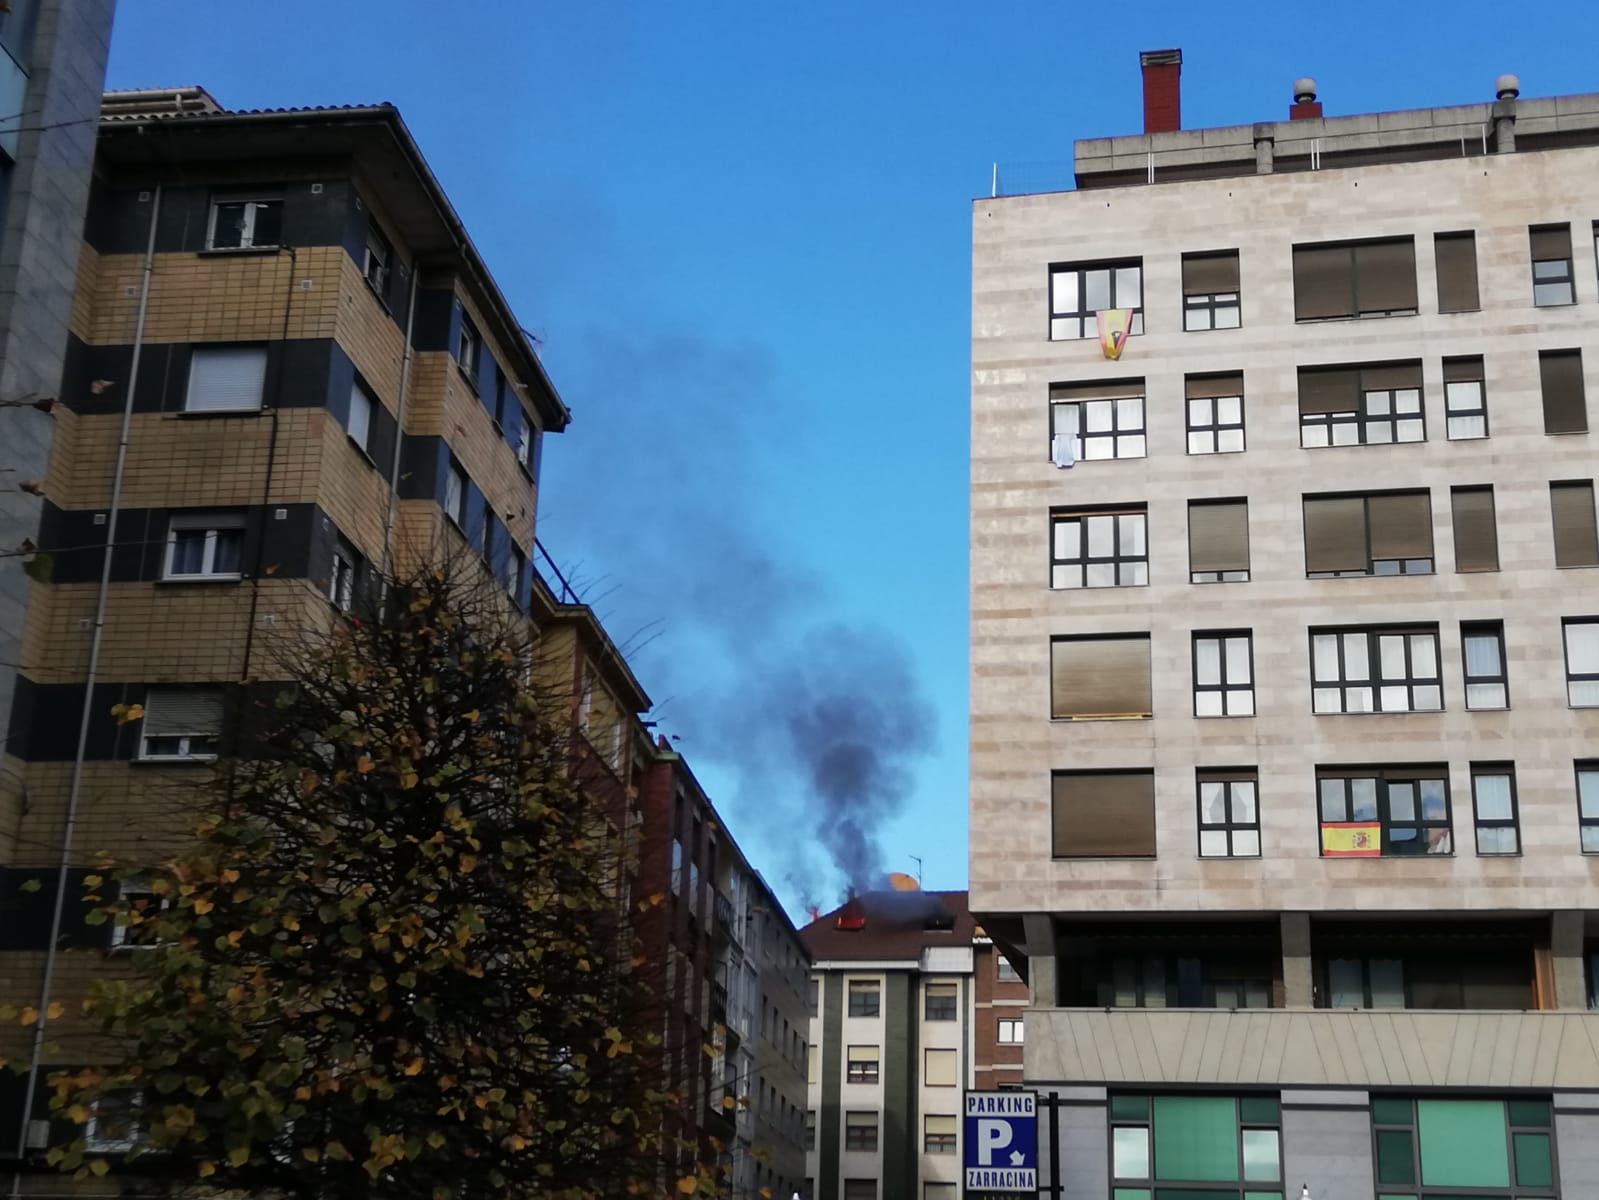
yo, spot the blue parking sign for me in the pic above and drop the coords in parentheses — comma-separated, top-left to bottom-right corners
(963, 1090, 1037, 1192)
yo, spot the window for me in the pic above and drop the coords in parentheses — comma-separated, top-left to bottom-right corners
(516, 416, 534, 471)
(1185, 373, 1245, 454)
(807, 1044, 818, 1085)
(110, 876, 169, 950)
(1049, 259, 1142, 340)
(1317, 766, 1452, 857)
(1197, 770, 1260, 858)
(847, 979, 880, 1018)
(1298, 362, 1424, 447)
(1181, 250, 1241, 330)
(1050, 634, 1151, 719)
(1303, 490, 1433, 577)
(844, 1110, 878, 1152)
(1578, 762, 1599, 853)
(1461, 621, 1509, 710)
(1531, 223, 1575, 305)
(1564, 618, 1599, 706)
(803, 1110, 816, 1150)
(1450, 485, 1498, 572)
(1293, 237, 1417, 320)
(206, 197, 281, 250)
(1048, 380, 1146, 463)
(504, 543, 525, 604)
(363, 219, 393, 294)
(924, 982, 957, 1022)
(924, 1048, 957, 1087)
(444, 462, 467, 528)
(1371, 1096, 1557, 1196)
(997, 957, 1019, 982)
(924, 1186, 956, 1200)
(164, 512, 245, 581)
(457, 312, 481, 377)
(1443, 356, 1487, 439)
(328, 544, 356, 612)
(1311, 626, 1442, 714)
(1110, 1094, 1282, 1197)
(845, 1045, 878, 1084)
(1539, 348, 1587, 434)
(1434, 230, 1480, 312)
(924, 1114, 957, 1154)
(186, 345, 267, 413)
(1326, 957, 1407, 1008)
(84, 1092, 143, 1154)
(138, 688, 224, 762)
(347, 381, 374, 454)
(1188, 499, 1249, 583)
(806, 977, 819, 1018)
(1471, 764, 1520, 855)
(997, 1019, 1024, 1044)
(1050, 505, 1147, 588)
(1100, 957, 1271, 1010)
(1192, 631, 1254, 717)
(1052, 770, 1156, 858)
(1551, 480, 1599, 567)
(843, 1181, 876, 1200)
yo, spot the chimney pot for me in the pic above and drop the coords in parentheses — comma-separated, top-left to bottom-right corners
(1139, 48, 1182, 135)
(1496, 73, 1521, 100)
(1293, 77, 1318, 104)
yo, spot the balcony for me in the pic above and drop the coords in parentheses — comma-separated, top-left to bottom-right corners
(1024, 1007, 1599, 1090)
(711, 981, 728, 1023)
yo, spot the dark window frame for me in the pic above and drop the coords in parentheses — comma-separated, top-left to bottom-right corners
(1186, 390, 1246, 455)
(1049, 506, 1148, 589)
(923, 983, 957, 1022)
(1564, 618, 1599, 708)
(1293, 237, 1419, 321)
(1192, 630, 1256, 718)
(846, 979, 880, 1019)
(1108, 1094, 1283, 1195)
(1303, 491, 1435, 578)
(844, 1111, 878, 1152)
(1434, 230, 1481, 314)
(1049, 259, 1144, 341)
(1181, 250, 1242, 333)
(1461, 621, 1510, 711)
(456, 312, 482, 378)
(1444, 359, 1489, 440)
(1370, 1096, 1559, 1198)
(1299, 382, 1425, 448)
(205, 195, 283, 251)
(1310, 626, 1444, 715)
(1317, 767, 1454, 858)
(363, 218, 394, 296)
(1470, 763, 1521, 856)
(1324, 956, 1407, 1008)
(1551, 480, 1599, 569)
(1049, 388, 1147, 462)
(924, 1115, 957, 1154)
(1197, 770, 1261, 859)
(1532, 223, 1576, 307)
(844, 1046, 879, 1085)
(1577, 760, 1599, 854)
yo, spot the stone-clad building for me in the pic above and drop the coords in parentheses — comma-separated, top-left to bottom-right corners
(971, 52, 1599, 1200)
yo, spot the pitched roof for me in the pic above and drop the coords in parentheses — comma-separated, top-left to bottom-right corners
(799, 890, 974, 963)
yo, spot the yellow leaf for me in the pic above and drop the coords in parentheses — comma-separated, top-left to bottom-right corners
(302, 1147, 320, 1163)
(45, 1002, 63, 1020)
(89, 1160, 109, 1177)
(228, 1145, 250, 1167)
(462, 709, 480, 723)
(219, 868, 240, 884)
(676, 1178, 699, 1196)
(18, 1007, 37, 1027)
(226, 930, 243, 947)
(84, 874, 103, 888)
(526, 985, 545, 999)
(403, 1058, 424, 1077)
(281, 914, 300, 931)
(300, 770, 320, 797)
(192, 897, 214, 915)
(356, 755, 374, 774)
(111, 702, 144, 725)
(399, 769, 418, 790)
(198, 1161, 216, 1178)
(506, 1133, 526, 1151)
(458, 854, 477, 874)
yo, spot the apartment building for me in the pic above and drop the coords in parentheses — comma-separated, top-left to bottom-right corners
(970, 54, 1599, 1200)
(800, 891, 1022, 1200)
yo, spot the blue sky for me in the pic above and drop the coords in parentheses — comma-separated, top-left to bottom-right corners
(107, 1, 1599, 917)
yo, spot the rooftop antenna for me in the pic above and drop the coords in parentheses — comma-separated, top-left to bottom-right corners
(909, 855, 923, 887)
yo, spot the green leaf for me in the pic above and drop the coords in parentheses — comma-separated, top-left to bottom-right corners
(21, 552, 52, 584)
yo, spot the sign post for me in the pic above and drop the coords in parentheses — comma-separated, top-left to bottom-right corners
(963, 1090, 1037, 1193)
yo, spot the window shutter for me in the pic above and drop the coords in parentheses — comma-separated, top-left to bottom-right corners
(1367, 491, 1434, 561)
(1451, 487, 1499, 572)
(186, 347, 267, 412)
(1185, 373, 1243, 400)
(1443, 357, 1484, 384)
(144, 688, 224, 736)
(1530, 224, 1572, 261)
(1051, 771, 1156, 857)
(1293, 244, 1353, 320)
(1189, 500, 1250, 573)
(1050, 635, 1151, 718)
(1298, 367, 1361, 414)
(1303, 496, 1368, 573)
(1360, 361, 1423, 392)
(1540, 350, 1587, 434)
(1434, 232, 1480, 312)
(1551, 482, 1599, 568)
(1182, 251, 1239, 295)
(1354, 239, 1418, 312)
(1050, 378, 1145, 402)
(924, 1049, 957, 1086)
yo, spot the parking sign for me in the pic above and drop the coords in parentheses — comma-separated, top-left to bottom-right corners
(963, 1090, 1037, 1192)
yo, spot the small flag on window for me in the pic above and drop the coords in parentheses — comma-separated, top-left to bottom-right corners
(1097, 309, 1133, 360)
(1320, 822, 1381, 857)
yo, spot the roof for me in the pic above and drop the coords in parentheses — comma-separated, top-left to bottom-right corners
(799, 890, 975, 963)
(94, 88, 569, 431)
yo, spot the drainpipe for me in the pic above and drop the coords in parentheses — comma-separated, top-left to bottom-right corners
(12, 184, 162, 1171)
(381, 263, 420, 578)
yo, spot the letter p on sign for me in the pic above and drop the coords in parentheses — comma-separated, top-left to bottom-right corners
(977, 1118, 1013, 1164)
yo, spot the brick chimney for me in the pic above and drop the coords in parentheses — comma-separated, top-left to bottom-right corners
(1290, 77, 1323, 120)
(1140, 49, 1183, 134)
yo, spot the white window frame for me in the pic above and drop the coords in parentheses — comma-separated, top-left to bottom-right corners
(444, 463, 466, 528)
(457, 314, 481, 377)
(83, 1093, 143, 1153)
(138, 688, 224, 763)
(205, 196, 282, 251)
(110, 875, 170, 951)
(516, 419, 533, 470)
(504, 543, 525, 601)
(363, 220, 392, 293)
(996, 1019, 1025, 1044)
(347, 382, 373, 454)
(185, 345, 267, 414)
(163, 512, 246, 581)
(329, 548, 355, 612)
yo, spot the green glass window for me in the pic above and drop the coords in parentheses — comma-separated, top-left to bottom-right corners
(1371, 1094, 1559, 1197)
(1111, 1094, 1281, 1198)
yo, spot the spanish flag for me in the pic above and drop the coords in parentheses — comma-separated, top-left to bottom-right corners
(1321, 822, 1381, 857)
(1097, 308, 1133, 360)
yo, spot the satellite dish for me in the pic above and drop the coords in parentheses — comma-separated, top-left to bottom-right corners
(886, 872, 920, 892)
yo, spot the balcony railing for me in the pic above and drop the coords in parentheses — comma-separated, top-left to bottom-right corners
(1024, 1007, 1599, 1090)
(713, 890, 737, 941)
